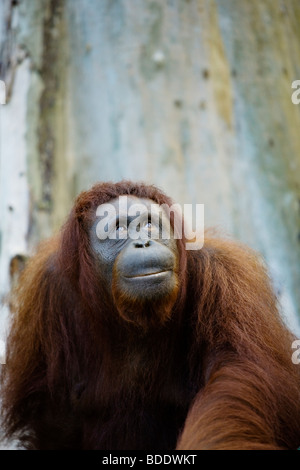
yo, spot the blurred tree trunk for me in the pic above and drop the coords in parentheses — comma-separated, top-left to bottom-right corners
(1, 0, 300, 344)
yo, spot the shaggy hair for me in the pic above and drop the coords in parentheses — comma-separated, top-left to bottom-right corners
(1, 180, 300, 450)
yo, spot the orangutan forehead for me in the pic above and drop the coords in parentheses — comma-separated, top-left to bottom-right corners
(106, 196, 157, 210)
(97, 196, 168, 219)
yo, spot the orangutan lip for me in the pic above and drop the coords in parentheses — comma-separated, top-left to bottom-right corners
(124, 270, 172, 279)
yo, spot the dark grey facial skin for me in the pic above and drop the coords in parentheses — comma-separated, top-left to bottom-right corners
(89, 196, 178, 297)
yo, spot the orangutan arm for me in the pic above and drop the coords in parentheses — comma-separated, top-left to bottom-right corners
(177, 237, 300, 450)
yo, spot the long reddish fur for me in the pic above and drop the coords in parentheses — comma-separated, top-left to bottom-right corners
(1, 180, 300, 449)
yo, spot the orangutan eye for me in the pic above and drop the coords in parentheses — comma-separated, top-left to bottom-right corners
(116, 224, 127, 232)
(115, 222, 128, 240)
